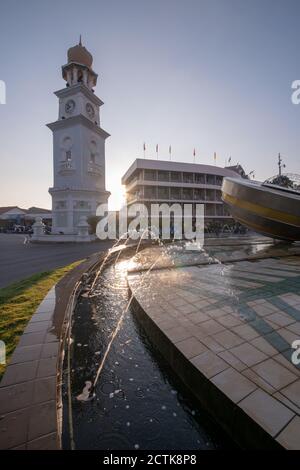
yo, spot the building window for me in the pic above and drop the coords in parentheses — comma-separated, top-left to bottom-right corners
(55, 201, 66, 209)
(170, 187, 181, 199)
(144, 186, 157, 198)
(170, 172, 182, 182)
(90, 152, 96, 163)
(216, 175, 223, 186)
(215, 190, 222, 201)
(195, 173, 205, 184)
(194, 189, 205, 200)
(205, 204, 215, 216)
(182, 188, 193, 200)
(182, 172, 193, 183)
(157, 171, 169, 182)
(74, 201, 90, 209)
(206, 189, 215, 201)
(144, 170, 157, 181)
(157, 187, 169, 199)
(66, 150, 72, 161)
(207, 174, 216, 185)
(216, 205, 224, 216)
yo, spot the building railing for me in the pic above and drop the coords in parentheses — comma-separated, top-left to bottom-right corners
(87, 162, 102, 175)
(59, 161, 74, 172)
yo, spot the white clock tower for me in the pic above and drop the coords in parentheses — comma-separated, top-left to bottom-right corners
(47, 38, 110, 234)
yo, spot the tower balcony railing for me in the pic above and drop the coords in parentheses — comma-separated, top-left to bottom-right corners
(87, 162, 102, 175)
(59, 161, 75, 172)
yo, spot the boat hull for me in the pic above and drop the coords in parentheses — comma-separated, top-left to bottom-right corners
(221, 177, 300, 241)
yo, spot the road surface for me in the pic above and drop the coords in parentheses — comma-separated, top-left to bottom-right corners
(0, 234, 113, 288)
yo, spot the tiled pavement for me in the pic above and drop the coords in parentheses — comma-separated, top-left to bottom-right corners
(128, 256, 300, 449)
(0, 253, 102, 450)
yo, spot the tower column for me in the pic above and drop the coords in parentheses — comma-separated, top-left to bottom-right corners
(83, 69, 88, 85)
(66, 70, 72, 86)
(72, 66, 78, 84)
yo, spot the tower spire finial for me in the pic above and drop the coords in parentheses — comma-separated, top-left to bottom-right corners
(79, 34, 82, 46)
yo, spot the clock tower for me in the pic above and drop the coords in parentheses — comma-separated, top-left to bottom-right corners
(47, 38, 110, 234)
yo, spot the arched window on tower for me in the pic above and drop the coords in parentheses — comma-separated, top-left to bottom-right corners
(89, 140, 97, 164)
(66, 150, 72, 161)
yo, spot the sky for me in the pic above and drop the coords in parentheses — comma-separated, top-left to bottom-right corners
(1, 0, 300, 210)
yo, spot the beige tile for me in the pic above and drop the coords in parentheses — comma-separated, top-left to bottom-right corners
(286, 322, 300, 336)
(240, 389, 294, 437)
(266, 312, 295, 328)
(0, 361, 39, 387)
(156, 317, 180, 331)
(36, 357, 57, 379)
(176, 337, 207, 359)
(205, 308, 226, 319)
(199, 335, 225, 353)
(274, 391, 300, 415)
(212, 367, 256, 403)
(33, 377, 56, 404)
(273, 354, 300, 377)
(0, 381, 34, 414)
(276, 416, 300, 450)
(233, 324, 260, 341)
(18, 331, 46, 347)
(188, 311, 210, 324)
(177, 304, 198, 315)
(252, 358, 297, 390)
(0, 408, 30, 449)
(27, 432, 58, 450)
(250, 336, 278, 356)
(214, 330, 244, 349)
(281, 379, 300, 408)
(198, 319, 225, 336)
(243, 368, 276, 394)
(165, 326, 191, 343)
(230, 342, 268, 367)
(217, 314, 242, 328)
(10, 344, 42, 365)
(218, 350, 248, 372)
(28, 401, 57, 441)
(191, 350, 229, 378)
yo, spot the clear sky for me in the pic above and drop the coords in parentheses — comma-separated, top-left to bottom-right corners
(0, 0, 300, 210)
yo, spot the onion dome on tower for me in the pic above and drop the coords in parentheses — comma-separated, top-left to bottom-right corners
(67, 35, 93, 68)
(62, 36, 98, 90)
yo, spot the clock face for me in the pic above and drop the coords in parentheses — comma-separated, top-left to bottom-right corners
(65, 99, 75, 114)
(86, 102, 95, 118)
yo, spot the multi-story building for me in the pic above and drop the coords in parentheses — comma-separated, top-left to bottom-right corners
(121, 159, 242, 227)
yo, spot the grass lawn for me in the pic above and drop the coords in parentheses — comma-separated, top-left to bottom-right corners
(0, 261, 82, 380)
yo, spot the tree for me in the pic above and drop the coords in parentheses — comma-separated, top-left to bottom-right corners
(269, 175, 293, 188)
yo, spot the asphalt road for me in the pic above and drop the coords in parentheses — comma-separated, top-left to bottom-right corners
(0, 234, 113, 288)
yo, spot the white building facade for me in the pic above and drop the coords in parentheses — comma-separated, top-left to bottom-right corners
(122, 159, 242, 227)
(48, 39, 110, 234)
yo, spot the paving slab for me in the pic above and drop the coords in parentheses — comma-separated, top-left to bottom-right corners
(128, 254, 300, 449)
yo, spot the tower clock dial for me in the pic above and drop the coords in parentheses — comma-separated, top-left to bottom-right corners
(86, 102, 95, 118)
(65, 99, 75, 114)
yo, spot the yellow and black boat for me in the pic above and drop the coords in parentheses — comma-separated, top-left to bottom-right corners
(222, 174, 300, 241)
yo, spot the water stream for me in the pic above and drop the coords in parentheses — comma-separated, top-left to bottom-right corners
(62, 253, 234, 450)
